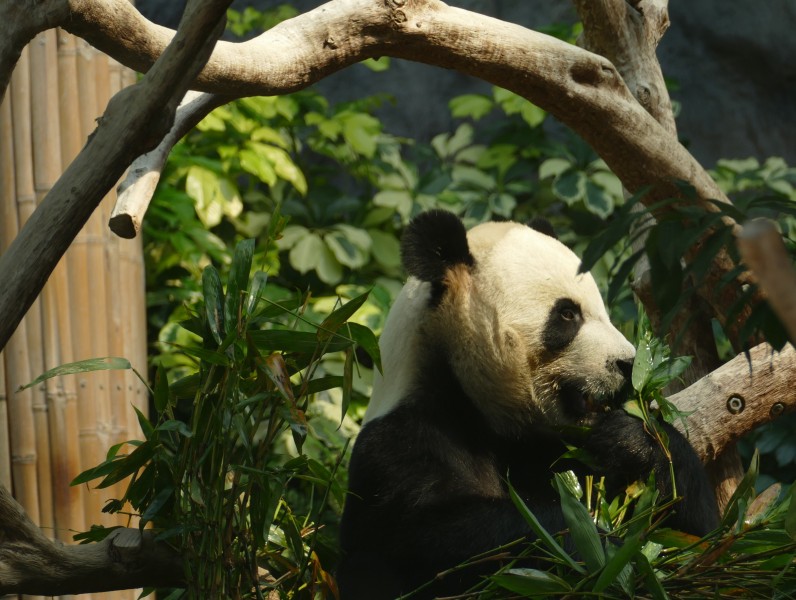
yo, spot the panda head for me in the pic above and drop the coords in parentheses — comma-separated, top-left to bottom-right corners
(365, 210, 636, 435)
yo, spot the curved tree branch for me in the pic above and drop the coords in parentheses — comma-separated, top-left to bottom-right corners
(0, 0, 232, 351)
(0, 483, 183, 595)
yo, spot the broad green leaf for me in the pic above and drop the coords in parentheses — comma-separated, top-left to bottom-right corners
(202, 266, 225, 345)
(20, 357, 132, 390)
(449, 94, 493, 120)
(584, 180, 614, 218)
(316, 241, 344, 284)
(225, 239, 254, 333)
(554, 472, 605, 573)
(519, 102, 546, 127)
(492, 568, 572, 594)
(539, 157, 571, 180)
(594, 536, 643, 593)
(342, 112, 380, 158)
(333, 224, 372, 251)
(239, 148, 277, 187)
(325, 231, 369, 269)
(246, 271, 269, 317)
(635, 552, 669, 600)
(368, 229, 401, 269)
(318, 292, 370, 343)
(153, 363, 169, 414)
(341, 347, 354, 423)
(786, 484, 796, 540)
(186, 165, 243, 228)
(446, 123, 474, 157)
(553, 169, 586, 204)
(249, 330, 352, 354)
(276, 224, 309, 250)
(247, 142, 307, 195)
(348, 323, 382, 373)
(508, 484, 585, 574)
(361, 57, 390, 72)
(632, 340, 653, 392)
(451, 165, 496, 190)
(289, 232, 324, 274)
(721, 450, 759, 529)
(373, 189, 413, 219)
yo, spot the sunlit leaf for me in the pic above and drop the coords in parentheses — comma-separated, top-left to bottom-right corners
(20, 357, 132, 391)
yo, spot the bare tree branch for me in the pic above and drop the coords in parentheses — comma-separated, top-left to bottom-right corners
(110, 91, 231, 238)
(0, 0, 232, 351)
(0, 482, 183, 595)
(738, 218, 796, 343)
(671, 343, 796, 463)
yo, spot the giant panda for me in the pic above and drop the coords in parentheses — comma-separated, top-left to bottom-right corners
(338, 210, 718, 599)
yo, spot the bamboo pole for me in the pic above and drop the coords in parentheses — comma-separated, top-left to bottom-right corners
(29, 29, 60, 545)
(55, 28, 89, 552)
(0, 88, 14, 496)
(67, 37, 107, 534)
(6, 46, 42, 527)
(12, 42, 49, 600)
(5, 48, 45, 600)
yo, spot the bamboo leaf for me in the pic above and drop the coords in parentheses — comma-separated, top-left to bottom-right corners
(225, 238, 254, 333)
(554, 472, 605, 573)
(202, 265, 225, 344)
(508, 483, 585, 574)
(20, 357, 132, 390)
(317, 291, 370, 343)
(347, 322, 382, 373)
(492, 568, 572, 594)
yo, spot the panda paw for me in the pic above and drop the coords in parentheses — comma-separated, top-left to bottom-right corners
(583, 409, 665, 484)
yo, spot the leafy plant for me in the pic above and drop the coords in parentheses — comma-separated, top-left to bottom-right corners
(65, 239, 379, 598)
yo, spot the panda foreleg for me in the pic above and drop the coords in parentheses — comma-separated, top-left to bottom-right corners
(583, 409, 719, 536)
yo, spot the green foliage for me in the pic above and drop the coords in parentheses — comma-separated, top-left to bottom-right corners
(443, 461, 796, 598)
(71, 239, 378, 598)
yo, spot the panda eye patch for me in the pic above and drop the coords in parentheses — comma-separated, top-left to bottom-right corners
(543, 298, 583, 353)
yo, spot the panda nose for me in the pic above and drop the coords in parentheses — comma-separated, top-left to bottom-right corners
(615, 358, 633, 382)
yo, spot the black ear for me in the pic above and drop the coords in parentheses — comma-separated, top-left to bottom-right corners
(401, 210, 474, 282)
(528, 217, 557, 239)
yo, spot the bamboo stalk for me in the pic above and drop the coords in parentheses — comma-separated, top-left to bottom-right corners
(67, 39, 108, 537)
(29, 29, 61, 546)
(13, 41, 49, 600)
(0, 90, 14, 495)
(5, 50, 45, 600)
(102, 51, 141, 600)
(7, 45, 42, 524)
(55, 28, 90, 552)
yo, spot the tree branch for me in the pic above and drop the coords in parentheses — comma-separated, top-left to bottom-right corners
(738, 218, 796, 343)
(0, 0, 232, 351)
(0, 483, 183, 595)
(109, 91, 231, 238)
(670, 342, 796, 463)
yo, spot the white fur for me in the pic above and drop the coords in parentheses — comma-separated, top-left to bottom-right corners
(364, 220, 635, 430)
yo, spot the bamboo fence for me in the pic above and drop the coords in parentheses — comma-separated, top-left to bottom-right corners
(0, 29, 149, 600)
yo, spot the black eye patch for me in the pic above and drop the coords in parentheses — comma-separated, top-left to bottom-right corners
(542, 298, 583, 353)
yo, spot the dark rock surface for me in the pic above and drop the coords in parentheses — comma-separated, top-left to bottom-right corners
(136, 0, 796, 166)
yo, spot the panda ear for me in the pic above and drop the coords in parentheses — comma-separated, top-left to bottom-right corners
(401, 210, 474, 283)
(528, 217, 558, 239)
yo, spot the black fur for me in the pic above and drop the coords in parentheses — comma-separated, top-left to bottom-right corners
(529, 217, 557, 239)
(401, 210, 474, 284)
(338, 357, 719, 599)
(542, 298, 583, 353)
